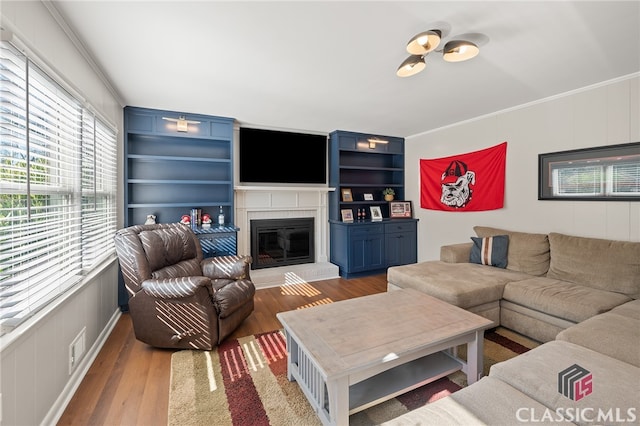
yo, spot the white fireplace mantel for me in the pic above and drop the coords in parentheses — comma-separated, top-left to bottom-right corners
(235, 185, 335, 192)
(234, 185, 338, 288)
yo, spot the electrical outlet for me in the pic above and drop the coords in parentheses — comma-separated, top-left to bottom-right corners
(69, 327, 86, 375)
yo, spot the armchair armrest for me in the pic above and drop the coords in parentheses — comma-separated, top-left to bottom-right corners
(440, 242, 473, 263)
(141, 276, 212, 299)
(202, 255, 252, 280)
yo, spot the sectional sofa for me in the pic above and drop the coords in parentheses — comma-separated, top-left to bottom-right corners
(387, 226, 639, 343)
(385, 227, 640, 425)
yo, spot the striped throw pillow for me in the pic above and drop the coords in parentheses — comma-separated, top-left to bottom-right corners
(470, 235, 509, 268)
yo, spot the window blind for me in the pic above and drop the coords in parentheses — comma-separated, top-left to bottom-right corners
(551, 153, 640, 198)
(0, 42, 117, 335)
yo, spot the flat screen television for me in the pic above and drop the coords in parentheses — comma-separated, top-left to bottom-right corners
(239, 127, 327, 184)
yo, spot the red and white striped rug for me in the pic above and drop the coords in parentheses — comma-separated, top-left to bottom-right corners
(168, 328, 537, 425)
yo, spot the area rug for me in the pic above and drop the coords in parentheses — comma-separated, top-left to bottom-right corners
(168, 327, 538, 426)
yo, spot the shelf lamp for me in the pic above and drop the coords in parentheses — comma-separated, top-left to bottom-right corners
(368, 138, 389, 149)
(397, 28, 483, 77)
(162, 115, 201, 132)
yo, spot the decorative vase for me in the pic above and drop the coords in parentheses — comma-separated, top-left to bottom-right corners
(384, 194, 394, 201)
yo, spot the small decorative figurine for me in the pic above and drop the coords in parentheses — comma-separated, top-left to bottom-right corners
(180, 214, 191, 225)
(202, 213, 212, 229)
(145, 214, 156, 225)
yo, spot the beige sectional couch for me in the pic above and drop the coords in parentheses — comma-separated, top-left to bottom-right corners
(387, 226, 639, 343)
(384, 299, 640, 425)
(384, 227, 640, 425)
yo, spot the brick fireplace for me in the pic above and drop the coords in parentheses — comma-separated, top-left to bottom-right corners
(234, 186, 339, 288)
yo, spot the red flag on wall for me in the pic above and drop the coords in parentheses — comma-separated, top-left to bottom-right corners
(420, 142, 507, 211)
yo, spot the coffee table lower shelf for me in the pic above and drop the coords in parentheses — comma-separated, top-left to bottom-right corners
(349, 351, 462, 414)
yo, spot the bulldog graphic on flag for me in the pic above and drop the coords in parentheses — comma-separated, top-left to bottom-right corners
(420, 142, 507, 211)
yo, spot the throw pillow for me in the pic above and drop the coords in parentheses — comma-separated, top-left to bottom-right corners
(470, 235, 509, 268)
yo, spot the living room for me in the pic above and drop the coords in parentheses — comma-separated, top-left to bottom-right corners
(1, 1, 639, 425)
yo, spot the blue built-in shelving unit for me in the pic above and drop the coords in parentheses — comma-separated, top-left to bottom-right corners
(124, 106, 235, 226)
(119, 106, 236, 310)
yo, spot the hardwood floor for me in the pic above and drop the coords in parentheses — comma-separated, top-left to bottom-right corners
(57, 274, 388, 425)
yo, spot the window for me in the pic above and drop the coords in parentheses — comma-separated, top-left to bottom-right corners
(0, 42, 117, 335)
(539, 142, 640, 200)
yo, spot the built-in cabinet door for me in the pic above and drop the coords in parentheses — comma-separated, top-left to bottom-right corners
(385, 231, 417, 266)
(385, 221, 417, 266)
(349, 235, 385, 272)
(349, 224, 385, 272)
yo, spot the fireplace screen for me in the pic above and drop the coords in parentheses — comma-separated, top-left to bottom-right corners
(250, 218, 315, 269)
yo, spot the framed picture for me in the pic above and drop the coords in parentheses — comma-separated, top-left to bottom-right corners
(341, 209, 354, 222)
(370, 206, 383, 221)
(538, 142, 640, 201)
(389, 201, 413, 218)
(363, 193, 373, 201)
(341, 188, 353, 202)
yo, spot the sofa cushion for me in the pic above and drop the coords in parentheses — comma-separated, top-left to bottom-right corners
(547, 233, 640, 299)
(387, 261, 531, 309)
(381, 395, 486, 425)
(502, 277, 632, 323)
(611, 299, 640, 319)
(382, 376, 576, 425)
(450, 376, 576, 425)
(556, 311, 640, 367)
(474, 226, 550, 276)
(489, 340, 640, 425)
(469, 235, 509, 268)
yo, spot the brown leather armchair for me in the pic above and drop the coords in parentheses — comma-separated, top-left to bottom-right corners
(114, 223, 255, 350)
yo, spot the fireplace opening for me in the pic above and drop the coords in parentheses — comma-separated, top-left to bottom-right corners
(250, 218, 315, 270)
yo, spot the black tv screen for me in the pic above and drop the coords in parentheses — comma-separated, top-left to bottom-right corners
(239, 127, 327, 184)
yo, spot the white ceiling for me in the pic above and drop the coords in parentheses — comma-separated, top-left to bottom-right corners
(52, 1, 640, 138)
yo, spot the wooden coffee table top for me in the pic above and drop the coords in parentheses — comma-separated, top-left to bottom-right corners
(277, 288, 493, 378)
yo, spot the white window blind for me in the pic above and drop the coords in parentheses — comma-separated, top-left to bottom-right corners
(551, 158, 640, 198)
(0, 42, 117, 335)
(81, 113, 117, 270)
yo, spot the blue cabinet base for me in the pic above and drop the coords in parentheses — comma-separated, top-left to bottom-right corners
(330, 219, 418, 278)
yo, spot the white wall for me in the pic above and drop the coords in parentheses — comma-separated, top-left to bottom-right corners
(1, 2, 123, 425)
(406, 75, 640, 261)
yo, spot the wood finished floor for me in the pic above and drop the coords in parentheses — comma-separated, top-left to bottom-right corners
(57, 274, 388, 425)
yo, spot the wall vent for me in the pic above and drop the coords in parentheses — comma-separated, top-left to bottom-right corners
(69, 327, 86, 374)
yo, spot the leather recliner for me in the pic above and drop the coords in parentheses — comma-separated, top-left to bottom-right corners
(114, 222, 255, 350)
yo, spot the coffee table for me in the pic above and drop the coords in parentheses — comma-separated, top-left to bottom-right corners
(276, 288, 493, 426)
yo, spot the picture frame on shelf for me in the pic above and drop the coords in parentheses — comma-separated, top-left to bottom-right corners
(341, 188, 353, 202)
(363, 193, 373, 201)
(390, 201, 413, 218)
(341, 209, 354, 222)
(370, 206, 383, 221)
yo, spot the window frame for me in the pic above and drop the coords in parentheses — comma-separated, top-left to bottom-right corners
(0, 41, 118, 336)
(538, 142, 640, 201)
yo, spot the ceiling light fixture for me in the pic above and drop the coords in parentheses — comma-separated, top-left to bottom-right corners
(443, 40, 479, 62)
(406, 30, 441, 55)
(162, 115, 201, 132)
(397, 28, 484, 77)
(396, 55, 426, 78)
